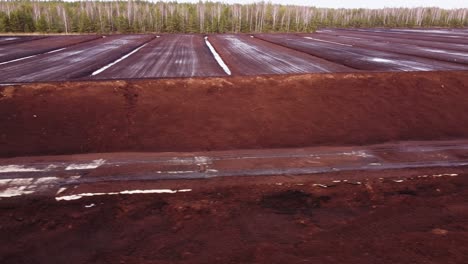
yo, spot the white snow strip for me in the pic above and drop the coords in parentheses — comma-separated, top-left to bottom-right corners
(421, 48, 468, 57)
(432, 173, 458, 177)
(91, 43, 148, 76)
(0, 47, 68, 66)
(371, 58, 393, 63)
(204, 36, 231, 75)
(56, 188, 192, 201)
(56, 187, 67, 195)
(65, 159, 105, 170)
(313, 184, 328, 188)
(341, 151, 374, 158)
(84, 203, 96, 208)
(154, 170, 196, 174)
(34, 176, 60, 184)
(369, 57, 432, 71)
(0, 178, 33, 186)
(393, 180, 404, 183)
(304, 37, 352, 47)
(0, 165, 48, 173)
(46, 48, 66, 54)
(0, 55, 37, 65)
(369, 163, 382, 166)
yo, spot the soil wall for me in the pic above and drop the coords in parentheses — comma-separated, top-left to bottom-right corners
(1, 71, 467, 157)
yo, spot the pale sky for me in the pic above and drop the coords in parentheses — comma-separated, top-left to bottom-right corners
(155, 0, 467, 9)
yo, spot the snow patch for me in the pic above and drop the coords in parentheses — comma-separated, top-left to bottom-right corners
(56, 189, 192, 201)
(204, 36, 231, 75)
(195, 156, 211, 165)
(341, 151, 373, 158)
(65, 159, 105, 170)
(0, 186, 35, 197)
(0, 164, 57, 173)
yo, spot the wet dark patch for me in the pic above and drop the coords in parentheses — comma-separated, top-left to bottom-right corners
(385, 189, 418, 196)
(260, 190, 330, 214)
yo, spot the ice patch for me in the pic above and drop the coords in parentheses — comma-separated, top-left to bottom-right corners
(65, 159, 105, 170)
(204, 36, 231, 75)
(56, 189, 192, 201)
(91, 43, 148, 75)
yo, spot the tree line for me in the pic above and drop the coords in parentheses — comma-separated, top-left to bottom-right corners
(0, 0, 466, 34)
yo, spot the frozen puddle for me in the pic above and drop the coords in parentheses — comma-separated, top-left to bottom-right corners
(56, 189, 192, 201)
(91, 43, 148, 76)
(204, 36, 231, 75)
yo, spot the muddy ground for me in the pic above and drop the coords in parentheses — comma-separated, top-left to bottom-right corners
(1, 167, 467, 264)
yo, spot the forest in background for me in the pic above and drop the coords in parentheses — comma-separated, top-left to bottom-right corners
(0, 0, 466, 34)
